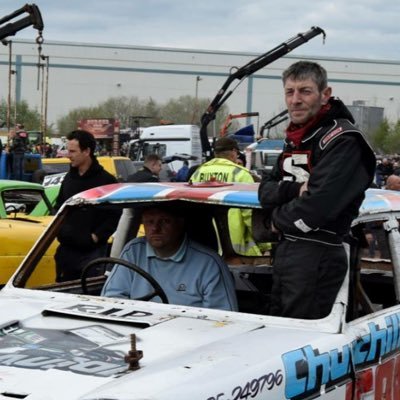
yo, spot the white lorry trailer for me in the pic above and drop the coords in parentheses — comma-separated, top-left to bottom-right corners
(128, 124, 202, 171)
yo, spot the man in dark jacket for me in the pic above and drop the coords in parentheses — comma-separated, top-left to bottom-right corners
(127, 153, 162, 182)
(10, 126, 28, 180)
(55, 130, 120, 282)
(258, 61, 376, 319)
(375, 157, 393, 187)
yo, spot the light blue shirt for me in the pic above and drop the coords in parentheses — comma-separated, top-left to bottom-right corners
(102, 236, 238, 311)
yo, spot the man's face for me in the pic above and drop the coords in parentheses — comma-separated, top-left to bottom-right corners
(149, 160, 162, 176)
(67, 139, 90, 168)
(142, 208, 184, 254)
(284, 77, 331, 125)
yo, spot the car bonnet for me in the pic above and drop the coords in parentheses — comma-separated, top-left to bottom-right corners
(0, 288, 335, 400)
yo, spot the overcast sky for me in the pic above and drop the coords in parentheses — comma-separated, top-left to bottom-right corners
(2, 0, 400, 61)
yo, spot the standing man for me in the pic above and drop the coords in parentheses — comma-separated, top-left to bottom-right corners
(258, 61, 376, 319)
(127, 153, 162, 182)
(190, 137, 261, 256)
(55, 130, 120, 282)
(9, 125, 28, 180)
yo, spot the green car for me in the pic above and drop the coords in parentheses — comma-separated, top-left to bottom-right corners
(0, 179, 55, 285)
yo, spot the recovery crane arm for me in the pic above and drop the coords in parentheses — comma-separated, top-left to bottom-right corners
(220, 112, 259, 137)
(199, 26, 325, 159)
(259, 109, 289, 138)
(0, 3, 43, 42)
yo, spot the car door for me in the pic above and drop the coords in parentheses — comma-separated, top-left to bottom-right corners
(344, 213, 400, 399)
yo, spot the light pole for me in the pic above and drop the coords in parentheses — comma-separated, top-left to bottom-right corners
(195, 75, 202, 101)
(192, 76, 202, 124)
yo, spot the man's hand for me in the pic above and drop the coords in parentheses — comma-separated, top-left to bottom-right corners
(91, 233, 99, 243)
(299, 181, 308, 196)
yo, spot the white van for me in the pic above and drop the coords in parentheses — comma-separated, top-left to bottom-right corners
(245, 138, 284, 177)
(128, 124, 202, 171)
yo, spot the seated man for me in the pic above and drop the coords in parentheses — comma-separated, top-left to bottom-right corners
(102, 206, 238, 311)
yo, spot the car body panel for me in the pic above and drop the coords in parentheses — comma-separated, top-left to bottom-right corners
(0, 179, 49, 218)
(0, 289, 348, 400)
(1, 183, 400, 399)
(0, 179, 55, 285)
(72, 181, 261, 208)
(42, 156, 137, 182)
(34, 156, 138, 216)
(358, 188, 400, 215)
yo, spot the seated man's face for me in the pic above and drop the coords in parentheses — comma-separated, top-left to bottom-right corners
(141, 208, 184, 256)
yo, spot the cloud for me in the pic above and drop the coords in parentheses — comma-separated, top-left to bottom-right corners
(2, 0, 400, 60)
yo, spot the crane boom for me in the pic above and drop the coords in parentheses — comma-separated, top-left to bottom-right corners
(0, 4, 43, 42)
(199, 26, 326, 159)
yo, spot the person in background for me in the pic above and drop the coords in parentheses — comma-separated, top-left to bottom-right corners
(258, 61, 376, 319)
(102, 206, 238, 311)
(175, 160, 189, 182)
(375, 157, 393, 187)
(0, 137, 2, 176)
(236, 151, 246, 166)
(9, 124, 28, 180)
(127, 153, 162, 182)
(391, 160, 400, 176)
(54, 129, 120, 282)
(386, 174, 400, 190)
(190, 137, 262, 256)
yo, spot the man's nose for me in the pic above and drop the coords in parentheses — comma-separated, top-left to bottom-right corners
(149, 220, 163, 231)
(291, 90, 302, 103)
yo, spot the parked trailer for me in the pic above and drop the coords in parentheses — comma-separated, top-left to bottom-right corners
(128, 124, 202, 171)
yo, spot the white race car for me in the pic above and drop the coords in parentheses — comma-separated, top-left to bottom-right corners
(0, 182, 399, 399)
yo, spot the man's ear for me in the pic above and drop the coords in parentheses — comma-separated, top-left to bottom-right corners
(321, 86, 332, 105)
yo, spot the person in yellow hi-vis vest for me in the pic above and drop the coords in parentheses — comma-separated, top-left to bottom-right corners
(190, 137, 262, 256)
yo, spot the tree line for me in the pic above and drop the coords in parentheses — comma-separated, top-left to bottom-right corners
(0, 95, 232, 139)
(2, 96, 400, 155)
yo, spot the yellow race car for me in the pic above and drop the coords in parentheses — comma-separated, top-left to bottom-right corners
(0, 179, 55, 286)
(3, 157, 142, 285)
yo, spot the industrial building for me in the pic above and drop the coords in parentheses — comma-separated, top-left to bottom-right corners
(1, 38, 400, 136)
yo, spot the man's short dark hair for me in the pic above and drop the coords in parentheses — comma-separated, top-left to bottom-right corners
(214, 137, 239, 153)
(144, 154, 162, 164)
(282, 61, 328, 92)
(67, 130, 96, 158)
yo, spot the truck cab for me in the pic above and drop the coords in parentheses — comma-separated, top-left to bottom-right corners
(129, 125, 202, 171)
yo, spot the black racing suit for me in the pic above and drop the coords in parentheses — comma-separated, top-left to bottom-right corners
(55, 158, 121, 282)
(258, 98, 376, 319)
